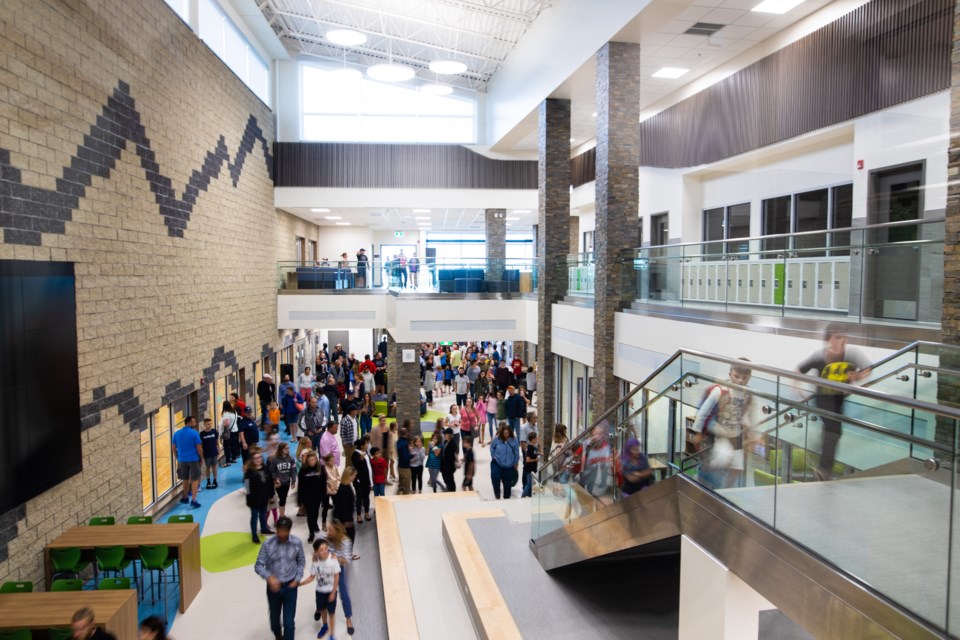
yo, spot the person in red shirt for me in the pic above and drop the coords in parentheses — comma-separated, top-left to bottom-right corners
(511, 356, 524, 384)
(370, 447, 388, 496)
(229, 392, 247, 416)
(360, 355, 376, 376)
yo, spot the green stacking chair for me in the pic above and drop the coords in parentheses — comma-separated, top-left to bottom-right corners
(139, 545, 176, 622)
(50, 579, 83, 592)
(98, 577, 131, 590)
(94, 545, 133, 587)
(127, 515, 153, 525)
(166, 514, 193, 524)
(48, 629, 72, 640)
(0, 581, 32, 593)
(0, 630, 31, 640)
(49, 547, 89, 581)
(88, 516, 115, 526)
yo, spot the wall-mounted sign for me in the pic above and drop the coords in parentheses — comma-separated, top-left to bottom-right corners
(394, 231, 404, 237)
(402, 349, 416, 363)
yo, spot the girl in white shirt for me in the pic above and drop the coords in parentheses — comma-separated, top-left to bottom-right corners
(298, 367, 316, 401)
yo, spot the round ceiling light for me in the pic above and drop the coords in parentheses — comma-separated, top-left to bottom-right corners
(429, 60, 467, 75)
(367, 63, 416, 82)
(326, 29, 367, 46)
(420, 83, 453, 96)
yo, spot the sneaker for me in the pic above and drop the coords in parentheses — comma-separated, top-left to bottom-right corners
(179, 498, 189, 505)
(317, 623, 328, 637)
(212, 481, 219, 489)
(252, 535, 261, 544)
(261, 528, 276, 535)
(190, 501, 201, 508)
(308, 534, 315, 543)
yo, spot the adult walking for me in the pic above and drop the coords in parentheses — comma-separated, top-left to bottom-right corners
(352, 439, 373, 523)
(238, 406, 260, 463)
(257, 373, 276, 428)
(280, 385, 304, 442)
(340, 402, 359, 464)
(172, 416, 203, 508)
(319, 420, 342, 467)
(269, 442, 296, 520)
(333, 467, 358, 543)
(254, 516, 304, 640)
(356, 247, 368, 288)
(490, 424, 520, 500)
(505, 386, 526, 434)
(298, 451, 325, 543)
(298, 396, 325, 451)
(440, 428, 458, 492)
(298, 367, 315, 401)
(396, 425, 412, 494)
(244, 450, 276, 543)
(220, 400, 239, 465)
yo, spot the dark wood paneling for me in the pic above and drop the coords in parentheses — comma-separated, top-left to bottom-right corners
(274, 142, 538, 189)
(640, 0, 951, 168)
(571, 147, 596, 188)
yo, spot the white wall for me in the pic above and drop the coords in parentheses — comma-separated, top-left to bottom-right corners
(679, 536, 780, 640)
(551, 303, 594, 367)
(316, 329, 375, 360)
(277, 294, 388, 330)
(316, 226, 374, 262)
(391, 298, 534, 343)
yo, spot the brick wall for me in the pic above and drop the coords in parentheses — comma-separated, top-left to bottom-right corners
(0, 0, 316, 585)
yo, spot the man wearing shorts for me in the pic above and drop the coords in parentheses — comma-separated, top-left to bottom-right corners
(172, 416, 204, 508)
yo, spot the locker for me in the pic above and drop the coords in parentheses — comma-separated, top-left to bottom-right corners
(737, 263, 749, 304)
(697, 264, 708, 302)
(801, 263, 816, 307)
(834, 260, 850, 311)
(786, 263, 802, 306)
(816, 262, 833, 309)
(705, 264, 717, 302)
(748, 264, 761, 304)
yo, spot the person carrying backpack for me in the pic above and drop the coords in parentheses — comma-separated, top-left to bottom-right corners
(692, 359, 759, 489)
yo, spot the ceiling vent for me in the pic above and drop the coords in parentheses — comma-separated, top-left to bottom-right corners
(684, 22, 725, 36)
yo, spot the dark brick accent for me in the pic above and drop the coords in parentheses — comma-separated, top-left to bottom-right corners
(0, 504, 27, 562)
(386, 334, 422, 437)
(485, 209, 506, 281)
(592, 42, 640, 416)
(536, 98, 571, 453)
(0, 81, 273, 244)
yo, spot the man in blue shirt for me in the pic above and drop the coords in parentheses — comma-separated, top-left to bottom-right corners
(172, 416, 203, 508)
(254, 517, 304, 640)
(237, 406, 260, 463)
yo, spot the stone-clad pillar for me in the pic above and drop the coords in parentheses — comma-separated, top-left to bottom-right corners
(591, 42, 640, 417)
(537, 98, 571, 452)
(387, 333, 422, 438)
(485, 208, 506, 285)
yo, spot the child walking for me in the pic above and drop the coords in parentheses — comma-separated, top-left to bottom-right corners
(370, 447, 388, 497)
(426, 432, 444, 492)
(409, 436, 426, 494)
(299, 539, 340, 640)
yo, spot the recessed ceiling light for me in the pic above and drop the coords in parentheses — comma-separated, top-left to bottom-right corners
(413, 209, 431, 213)
(751, 0, 804, 13)
(311, 208, 331, 213)
(367, 63, 415, 82)
(570, 137, 576, 143)
(335, 222, 351, 226)
(429, 60, 467, 75)
(420, 83, 454, 96)
(591, 112, 597, 117)
(652, 67, 689, 79)
(324, 216, 341, 220)
(326, 29, 367, 46)
(416, 216, 431, 220)
(512, 210, 531, 214)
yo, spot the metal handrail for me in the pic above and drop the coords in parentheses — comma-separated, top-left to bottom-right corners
(539, 347, 960, 474)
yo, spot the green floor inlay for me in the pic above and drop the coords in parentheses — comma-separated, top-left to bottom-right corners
(200, 532, 263, 572)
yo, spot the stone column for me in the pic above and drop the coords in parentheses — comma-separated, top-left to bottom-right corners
(387, 334, 423, 438)
(485, 208, 507, 287)
(569, 215, 580, 254)
(936, 1, 960, 452)
(591, 42, 640, 417)
(537, 98, 571, 453)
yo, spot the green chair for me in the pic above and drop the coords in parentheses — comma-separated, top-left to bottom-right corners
(50, 579, 83, 592)
(754, 469, 780, 487)
(139, 545, 176, 622)
(127, 516, 153, 525)
(0, 630, 31, 640)
(98, 577, 131, 590)
(0, 581, 32, 593)
(48, 629, 71, 640)
(94, 546, 133, 587)
(166, 514, 193, 524)
(49, 547, 90, 581)
(88, 516, 115, 526)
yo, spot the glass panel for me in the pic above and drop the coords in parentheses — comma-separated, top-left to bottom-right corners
(761, 196, 791, 253)
(702, 208, 724, 258)
(726, 203, 750, 255)
(830, 184, 853, 256)
(140, 418, 154, 509)
(153, 407, 173, 497)
(794, 189, 829, 256)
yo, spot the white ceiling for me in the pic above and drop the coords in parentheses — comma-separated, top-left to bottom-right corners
(258, 0, 552, 91)
(282, 206, 537, 231)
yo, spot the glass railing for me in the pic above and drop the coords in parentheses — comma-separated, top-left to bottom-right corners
(565, 253, 595, 296)
(535, 348, 960, 636)
(277, 258, 538, 294)
(564, 218, 943, 327)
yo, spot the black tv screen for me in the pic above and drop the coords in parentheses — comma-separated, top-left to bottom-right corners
(0, 261, 82, 514)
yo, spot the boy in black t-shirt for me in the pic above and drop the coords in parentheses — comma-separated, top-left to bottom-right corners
(521, 432, 540, 498)
(199, 418, 220, 489)
(461, 437, 475, 490)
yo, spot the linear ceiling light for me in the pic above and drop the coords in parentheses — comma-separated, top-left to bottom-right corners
(311, 208, 330, 213)
(429, 60, 467, 75)
(326, 29, 367, 46)
(421, 83, 454, 96)
(751, 0, 804, 13)
(368, 63, 415, 82)
(324, 216, 341, 220)
(652, 67, 689, 79)
(416, 216, 431, 220)
(335, 222, 351, 226)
